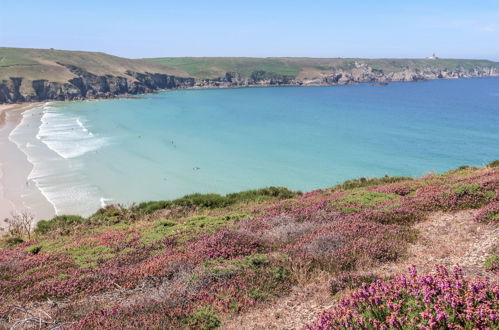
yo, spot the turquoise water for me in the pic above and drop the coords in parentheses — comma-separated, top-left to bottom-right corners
(10, 78, 499, 216)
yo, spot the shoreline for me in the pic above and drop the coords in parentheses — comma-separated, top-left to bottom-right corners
(1, 75, 499, 107)
(0, 103, 55, 231)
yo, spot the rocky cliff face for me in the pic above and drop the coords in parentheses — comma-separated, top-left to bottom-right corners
(1, 62, 498, 104)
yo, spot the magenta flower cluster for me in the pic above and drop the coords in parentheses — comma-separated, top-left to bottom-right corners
(309, 266, 498, 329)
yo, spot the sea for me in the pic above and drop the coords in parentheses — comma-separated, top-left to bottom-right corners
(8, 77, 499, 216)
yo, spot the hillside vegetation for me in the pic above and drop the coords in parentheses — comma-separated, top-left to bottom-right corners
(142, 56, 499, 79)
(0, 163, 497, 329)
(0, 47, 184, 82)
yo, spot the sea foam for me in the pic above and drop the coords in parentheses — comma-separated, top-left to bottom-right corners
(9, 105, 105, 216)
(36, 106, 109, 159)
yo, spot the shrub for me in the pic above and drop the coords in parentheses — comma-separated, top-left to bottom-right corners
(137, 187, 300, 214)
(3, 237, 24, 246)
(35, 215, 86, 235)
(473, 201, 499, 223)
(487, 159, 499, 167)
(89, 205, 137, 224)
(226, 187, 299, 203)
(187, 306, 221, 329)
(309, 266, 498, 329)
(444, 183, 494, 209)
(26, 245, 42, 255)
(335, 175, 412, 190)
(136, 200, 172, 214)
(483, 253, 499, 272)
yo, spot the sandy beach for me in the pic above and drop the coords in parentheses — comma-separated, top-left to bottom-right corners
(0, 103, 55, 232)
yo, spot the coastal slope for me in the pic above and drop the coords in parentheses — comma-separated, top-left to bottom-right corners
(2, 47, 499, 103)
(0, 163, 497, 328)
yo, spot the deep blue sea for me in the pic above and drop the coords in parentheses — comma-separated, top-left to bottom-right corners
(10, 78, 499, 216)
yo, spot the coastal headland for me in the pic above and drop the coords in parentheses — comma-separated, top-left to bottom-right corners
(2, 47, 499, 104)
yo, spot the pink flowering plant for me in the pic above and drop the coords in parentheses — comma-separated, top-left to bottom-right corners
(309, 266, 498, 330)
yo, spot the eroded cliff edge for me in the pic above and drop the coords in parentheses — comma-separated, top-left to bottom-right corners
(1, 61, 498, 104)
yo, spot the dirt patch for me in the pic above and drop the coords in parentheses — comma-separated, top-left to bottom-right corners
(223, 275, 332, 330)
(370, 209, 498, 279)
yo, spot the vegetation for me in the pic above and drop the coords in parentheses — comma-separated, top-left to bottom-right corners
(334, 174, 413, 190)
(0, 165, 497, 328)
(137, 186, 299, 214)
(0, 47, 183, 82)
(310, 266, 498, 329)
(142, 56, 499, 79)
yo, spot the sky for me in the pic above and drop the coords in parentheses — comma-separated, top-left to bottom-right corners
(1, 0, 499, 60)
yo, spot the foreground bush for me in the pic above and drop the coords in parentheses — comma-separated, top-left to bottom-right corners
(34, 215, 86, 235)
(309, 266, 498, 329)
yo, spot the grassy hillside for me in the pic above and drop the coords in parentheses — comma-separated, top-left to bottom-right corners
(1, 47, 498, 87)
(1, 163, 497, 328)
(0, 47, 188, 82)
(142, 56, 499, 79)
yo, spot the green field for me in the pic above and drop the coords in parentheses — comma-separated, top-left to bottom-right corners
(0, 47, 186, 82)
(0, 48, 38, 67)
(142, 56, 499, 79)
(143, 57, 302, 79)
(1, 47, 498, 84)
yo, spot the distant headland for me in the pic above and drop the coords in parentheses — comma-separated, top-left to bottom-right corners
(1, 47, 499, 104)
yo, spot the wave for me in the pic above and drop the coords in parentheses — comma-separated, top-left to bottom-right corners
(8, 104, 106, 216)
(36, 106, 109, 159)
(100, 197, 113, 208)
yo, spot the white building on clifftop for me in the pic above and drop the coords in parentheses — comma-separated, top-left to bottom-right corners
(427, 53, 439, 60)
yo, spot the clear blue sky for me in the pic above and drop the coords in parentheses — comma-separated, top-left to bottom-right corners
(1, 0, 499, 60)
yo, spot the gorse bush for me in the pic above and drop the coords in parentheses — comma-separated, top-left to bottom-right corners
(335, 175, 413, 190)
(309, 266, 498, 329)
(34, 215, 86, 235)
(187, 306, 221, 329)
(487, 159, 499, 167)
(137, 187, 299, 214)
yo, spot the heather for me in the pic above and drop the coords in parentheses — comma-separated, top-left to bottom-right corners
(308, 266, 498, 329)
(0, 165, 497, 328)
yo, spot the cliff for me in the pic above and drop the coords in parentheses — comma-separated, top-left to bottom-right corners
(1, 47, 499, 104)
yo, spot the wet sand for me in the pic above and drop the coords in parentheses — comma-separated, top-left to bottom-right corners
(0, 103, 55, 231)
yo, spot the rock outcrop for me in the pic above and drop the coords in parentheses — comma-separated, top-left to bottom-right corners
(1, 61, 498, 104)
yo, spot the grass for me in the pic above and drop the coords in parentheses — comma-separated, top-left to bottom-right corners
(0, 48, 38, 67)
(141, 57, 499, 79)
(141, 57, 302, 79)
(333, 189, 400, 213)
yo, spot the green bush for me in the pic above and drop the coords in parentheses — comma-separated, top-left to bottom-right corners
(27, 245, 42, 254)
(451, 183, 484, 197)
(335, 175, 412, 190)
(187, 307, 221, 329)
(34, 215, 86, 235)
(484, 253, 499, 272)
(4, 237, 24, 246)
(487, 159, 499, 167)
(137, 187, 299, 214)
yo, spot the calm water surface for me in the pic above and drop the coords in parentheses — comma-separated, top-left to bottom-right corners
(10, 78, 499, 215)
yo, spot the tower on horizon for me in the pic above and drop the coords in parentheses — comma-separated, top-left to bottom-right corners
(427, 53, 439, 60)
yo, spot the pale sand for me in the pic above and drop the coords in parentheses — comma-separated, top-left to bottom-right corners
(0, 103, 55, 232)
